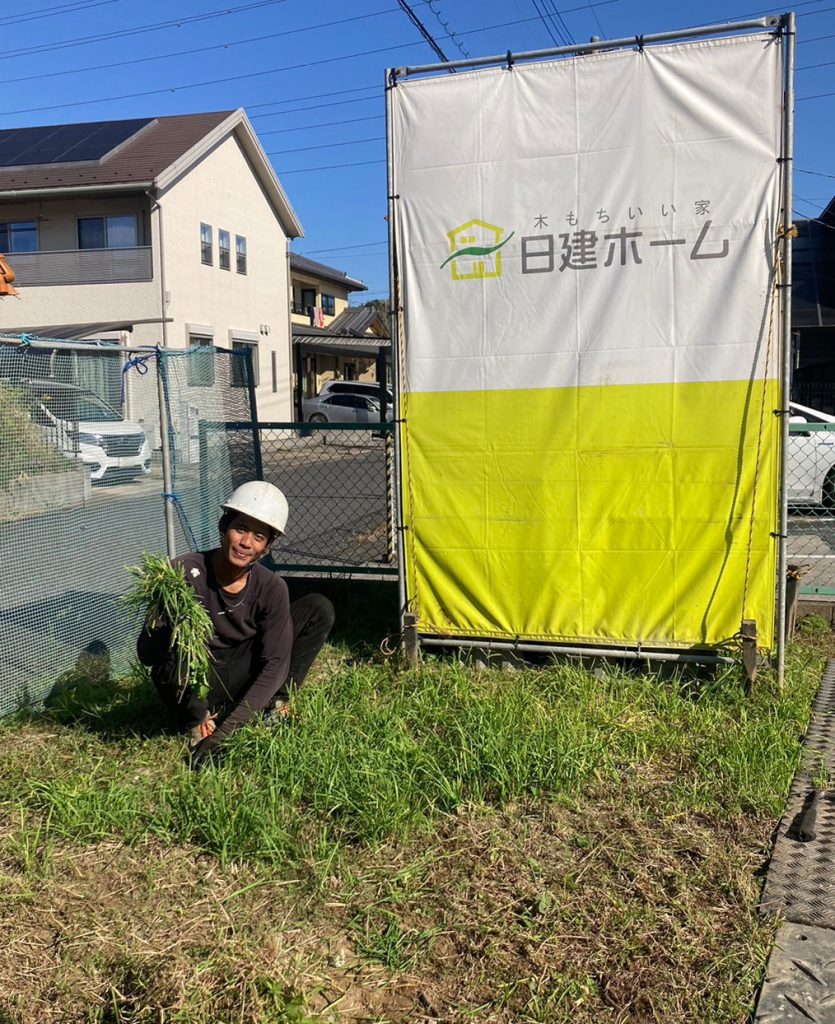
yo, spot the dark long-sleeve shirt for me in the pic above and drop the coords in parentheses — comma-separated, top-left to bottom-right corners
(137, 551, 293, 740)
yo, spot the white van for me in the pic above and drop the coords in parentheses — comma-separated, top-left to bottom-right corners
(13, 379, 152, 483)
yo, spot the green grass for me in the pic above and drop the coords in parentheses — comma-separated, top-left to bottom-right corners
(12, 652, 817, 870)
(0, 626, 828, 1023)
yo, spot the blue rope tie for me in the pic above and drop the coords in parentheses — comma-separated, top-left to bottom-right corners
(120, 351, 155, 403)
(18, 333, 33, 348)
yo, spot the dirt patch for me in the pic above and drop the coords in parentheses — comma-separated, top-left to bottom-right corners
(0, 769, 775, 1024)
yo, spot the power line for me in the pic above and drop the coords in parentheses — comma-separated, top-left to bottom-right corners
(248, 86, 378, 116)
(0, 0, 288, 61)
(585, 0, 606, 37)
(0, 4, 619, 120)
(252, 89, 379, 122)
(0, 12, 538, 118)
(302, 241, 388, 255)
(425, 0, 469, 58)
(263, 114, 383, 137)
(9, 0, 124, 27)
(269, 136, 384, 155)
(798, 32, 835, 43)
(798, 89, 835, 100)
(543, 1, 575, 45)
(396, 0, 451, 64)
(797, 58, 835, 70)
(0, 7, 405, 88)
(274, 158, 386, 174)
(531, 0, 563, 46)
(255, 96, 380, 131)
(798, 168, 835, 180)
(727, 0, 835, 19)
(302, 251, 389, 259)
(1, 40, 423, 118)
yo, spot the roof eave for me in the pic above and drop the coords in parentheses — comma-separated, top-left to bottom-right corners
(290, 260, 368, 291)
(154, 109, 303, 238)
(0, 181, 154, 200)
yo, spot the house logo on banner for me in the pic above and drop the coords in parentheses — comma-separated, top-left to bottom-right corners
(440, 205, 733, 283)
(440, 218, 515, 281)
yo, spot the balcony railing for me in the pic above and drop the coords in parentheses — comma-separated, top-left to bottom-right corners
(8, 247, 153, 287)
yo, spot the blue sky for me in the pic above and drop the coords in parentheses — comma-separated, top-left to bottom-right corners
(2, 0, 833, 302)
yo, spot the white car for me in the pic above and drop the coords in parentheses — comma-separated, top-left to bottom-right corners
(16, 379, 152, 483)
(318, 379, 393, 405)
(788, 401, 835, 505)
(302, 392, 393, 424)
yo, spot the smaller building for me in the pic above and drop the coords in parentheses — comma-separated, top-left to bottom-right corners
(289, 253, 390, 415)
(290, 253, 367, 329)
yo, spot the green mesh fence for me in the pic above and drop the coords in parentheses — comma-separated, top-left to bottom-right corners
(210, 422, 398, 576)
(0, 334, 254, 716)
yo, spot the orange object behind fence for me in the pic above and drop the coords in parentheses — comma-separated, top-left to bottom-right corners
(0, 254, 17, 297)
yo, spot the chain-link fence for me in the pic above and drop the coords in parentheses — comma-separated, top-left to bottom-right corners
(205, 421, 398, 577)
(788, 415, 835, 595)
(0, 334, 255, 716)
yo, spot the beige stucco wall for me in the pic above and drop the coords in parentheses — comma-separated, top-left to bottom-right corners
(155, 133, 292, 420)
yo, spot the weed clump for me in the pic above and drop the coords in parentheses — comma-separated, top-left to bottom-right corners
(125, 552, 213, 700)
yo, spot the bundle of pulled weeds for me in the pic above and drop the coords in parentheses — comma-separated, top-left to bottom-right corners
(125, 552, 214, 700)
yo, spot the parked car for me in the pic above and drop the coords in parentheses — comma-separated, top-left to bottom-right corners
(8, 379, 152, 483)
(788, 401, 835, 505)
(318, 379, 394, 404)
(302, 392, 393, 424)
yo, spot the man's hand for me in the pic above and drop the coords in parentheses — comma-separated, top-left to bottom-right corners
(190, 713, 217, 748)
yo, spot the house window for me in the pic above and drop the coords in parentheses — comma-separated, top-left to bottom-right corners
(235, 234, 247, 275)
(0, 220, 37, 253)
(232, 340, 259, 388)
(301, 287, 316, 312)
(322, 294, 336, 316)
(78, 214, 137, 250)
(218, 229, 231, 270)
(200, 223, 213, 265)
(187, 334, 215, 387)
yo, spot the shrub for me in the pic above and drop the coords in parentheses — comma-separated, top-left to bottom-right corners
(0, 383, 73, 489)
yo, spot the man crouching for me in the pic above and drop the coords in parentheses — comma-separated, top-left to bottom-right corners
(137, 481, 334, 768)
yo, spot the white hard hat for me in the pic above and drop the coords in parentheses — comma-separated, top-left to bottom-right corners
(222, 481, 289, 536)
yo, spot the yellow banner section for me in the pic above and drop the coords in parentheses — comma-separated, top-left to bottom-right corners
(402, 379, 779, 649)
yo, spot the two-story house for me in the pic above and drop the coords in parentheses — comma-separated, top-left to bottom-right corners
(289, 252, 390, 413)
(290, 253, 368, 328)
(0, 110, 303, 418)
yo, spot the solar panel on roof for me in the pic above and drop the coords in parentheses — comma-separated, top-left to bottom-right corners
(0, 118, 153, 168)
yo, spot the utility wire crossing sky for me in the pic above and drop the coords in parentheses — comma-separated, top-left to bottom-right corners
(1, 0, 833, 300)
